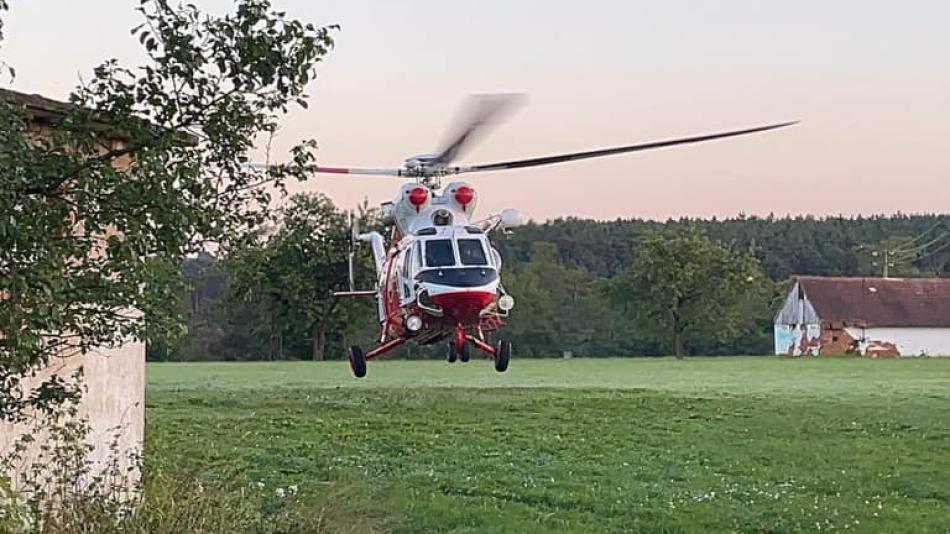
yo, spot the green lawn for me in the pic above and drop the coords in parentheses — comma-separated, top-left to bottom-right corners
(147, 357, 950, 533)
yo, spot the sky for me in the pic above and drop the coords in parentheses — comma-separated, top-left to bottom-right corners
(2, 1, 949, 221)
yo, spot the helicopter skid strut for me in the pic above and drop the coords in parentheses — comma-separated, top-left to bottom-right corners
(465, 334, 497, 358)
(350, 325, 510, 378)
(365, 337, 406, 360)
(455, 323, 497, 358)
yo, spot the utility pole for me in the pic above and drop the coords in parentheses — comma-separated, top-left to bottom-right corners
(856, 219, 949, 278)
(871, 248, 893, 278)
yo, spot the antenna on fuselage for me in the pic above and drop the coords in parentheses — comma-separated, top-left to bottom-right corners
(347, 211, 358, 292)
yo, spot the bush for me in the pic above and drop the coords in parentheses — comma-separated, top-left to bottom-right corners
(25, 469, 382, 534)
(1, 400, 383, 533)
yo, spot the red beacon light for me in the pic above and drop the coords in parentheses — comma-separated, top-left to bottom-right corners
(454, 186, 475, 210)
(407, 187, 428, 212)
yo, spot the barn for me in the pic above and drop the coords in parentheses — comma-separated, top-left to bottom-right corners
(774, 276, 950, 357)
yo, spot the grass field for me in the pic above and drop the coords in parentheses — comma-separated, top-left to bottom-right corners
(147, 357, 950, 533)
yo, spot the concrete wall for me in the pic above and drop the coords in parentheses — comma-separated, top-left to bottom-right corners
(845, 327, 950, 357)
(0, 341, 144, 491)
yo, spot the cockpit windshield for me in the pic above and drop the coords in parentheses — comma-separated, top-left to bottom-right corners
(424, 239, 455, 267)
(457, 239, 488, 266)
(417, 237, 496, 287)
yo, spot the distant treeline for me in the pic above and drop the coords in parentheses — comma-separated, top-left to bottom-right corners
(495, 214, 950, 280)
(149, 210, 950, 362)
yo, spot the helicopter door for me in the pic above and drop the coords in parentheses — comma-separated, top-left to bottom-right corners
(400, 243, 415, 304)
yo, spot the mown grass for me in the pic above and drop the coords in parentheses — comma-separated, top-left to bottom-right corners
(147, 357, 950, 533)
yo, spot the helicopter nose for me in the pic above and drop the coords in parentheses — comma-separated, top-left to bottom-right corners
(430, 291, 495, 321)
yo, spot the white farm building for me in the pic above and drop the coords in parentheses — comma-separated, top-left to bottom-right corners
(774, 276, 950, 357)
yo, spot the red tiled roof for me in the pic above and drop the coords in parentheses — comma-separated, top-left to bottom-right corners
(797, 276, 950, 328)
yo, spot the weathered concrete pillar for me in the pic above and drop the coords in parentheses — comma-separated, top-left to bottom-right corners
(0, 341, 145, 492)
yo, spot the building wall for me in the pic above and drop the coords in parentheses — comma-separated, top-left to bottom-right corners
(774, 278, 950, 357)
(774, 324, 821, 355)
(775, 324, 950, 357)
(774, 281, 821, 356)
(816, 325, 858, 354)
(2, 98, 145, 493)
(0, 342, 145, 491)
(844, 327, 950, 357)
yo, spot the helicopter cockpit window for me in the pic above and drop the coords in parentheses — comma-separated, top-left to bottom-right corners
(425, 239, 455, 267)
(458, 239, 488, 266)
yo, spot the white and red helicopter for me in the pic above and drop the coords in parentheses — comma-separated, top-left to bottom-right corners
(271, 95, 795, 377)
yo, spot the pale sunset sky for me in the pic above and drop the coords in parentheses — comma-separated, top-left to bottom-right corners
(3, 1, 948, 221)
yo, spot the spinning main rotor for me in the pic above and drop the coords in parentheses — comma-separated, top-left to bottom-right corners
(295, 94, 796, 189)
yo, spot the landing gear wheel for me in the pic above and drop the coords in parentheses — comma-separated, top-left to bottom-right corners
(495, 340, 511, 373)
(348, 345, 366, 378)
(447, 342, 457, 363)
(459, 341, 471, 363)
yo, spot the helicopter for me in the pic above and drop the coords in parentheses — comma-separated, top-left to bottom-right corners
(270, 95, 796, 377)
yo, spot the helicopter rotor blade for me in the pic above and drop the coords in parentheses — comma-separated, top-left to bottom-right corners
(245, 163, 404, 177)
(433, 93, 526, 166)
(457, 121, 798, 174)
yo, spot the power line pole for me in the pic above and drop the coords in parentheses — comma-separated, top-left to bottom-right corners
(870, 249, 893, 278)
(859, 220, 950, 278)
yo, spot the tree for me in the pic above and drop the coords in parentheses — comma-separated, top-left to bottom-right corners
(225, 194, 375, 361)
(503, 241, 634, 357)
(605, 230, 767, 358)
(502, 243, 560, 356)
(0, 0, 335, 420)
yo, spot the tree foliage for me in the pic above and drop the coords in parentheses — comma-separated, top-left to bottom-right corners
(502, 242, 626, 357)
(604, 231, 767, 358)
(0, 0, 335, 421)
(495, 214, 950, 280)
(165, 212, 949, 361)
(151, 194, 378, 362)
(223, 194, 376, 361)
